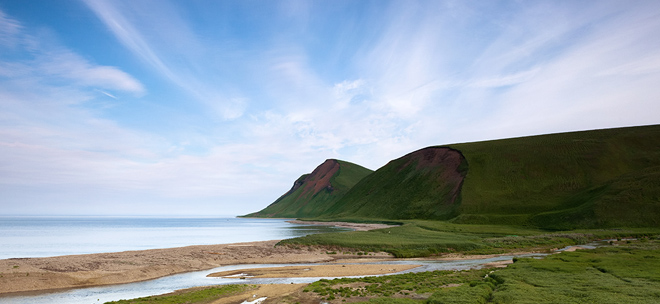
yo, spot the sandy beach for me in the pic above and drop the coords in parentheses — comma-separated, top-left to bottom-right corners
(0, 223, 396, 295)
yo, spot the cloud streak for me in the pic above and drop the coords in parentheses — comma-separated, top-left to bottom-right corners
(82, 0, 248, 120)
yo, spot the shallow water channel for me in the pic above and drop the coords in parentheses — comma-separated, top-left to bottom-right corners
(1, 244, 601, 304)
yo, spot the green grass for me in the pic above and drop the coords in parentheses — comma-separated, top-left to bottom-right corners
(281, 222, 483, 257)
(488, 239, 660, 303)
(451, 124, 660, 229)
(302, 239, 660, 304)
(279, 220, 660, 258)
(104, 285, 255, 304)
(304, 268, 492, 301)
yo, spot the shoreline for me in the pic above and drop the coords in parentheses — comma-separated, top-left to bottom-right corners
(0, 222, 394, 296)
(285, 220, 400, 231)
(0, 239, 331, 296)
(0, 237, 541, 297)
(0, 220, 568, 297)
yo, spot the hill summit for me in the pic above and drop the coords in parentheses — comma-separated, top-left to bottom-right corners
(244, 159, 373, 218)
(320, 147, 468, 220)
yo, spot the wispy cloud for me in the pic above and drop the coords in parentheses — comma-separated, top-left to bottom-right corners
(81, 0, 176, 83)
(0, 9, 22, 47)
(82, 0, 247, 120)
(0, 11, 144, 97)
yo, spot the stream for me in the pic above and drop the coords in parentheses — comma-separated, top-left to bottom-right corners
(0, 243, 603, 304)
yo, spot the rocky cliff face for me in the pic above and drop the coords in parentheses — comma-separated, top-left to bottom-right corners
(279, 159, 340, 203)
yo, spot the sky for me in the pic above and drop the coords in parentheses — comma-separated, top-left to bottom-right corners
(1, 0, 659, 216)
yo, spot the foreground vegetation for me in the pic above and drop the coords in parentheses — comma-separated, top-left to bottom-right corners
(279, 220, 660, 258)
(109, 239, 660, 303)
(304, 238, 660, 303)
(104, 284, 255, 304)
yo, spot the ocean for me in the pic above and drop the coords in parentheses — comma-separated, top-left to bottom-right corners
(0, 216, 350, 259)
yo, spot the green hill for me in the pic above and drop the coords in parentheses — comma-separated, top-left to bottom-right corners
(243, 159, 373, 218)
(320, 147, 468, 220)
(246, 124, 660, 229)
(451, 124, 660, 229)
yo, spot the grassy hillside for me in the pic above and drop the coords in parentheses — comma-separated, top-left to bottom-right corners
(248, 124, 660, 229)
(450, 124, 660, 229)
(244, 159, 373, 218)
(318, 147, 468, 220)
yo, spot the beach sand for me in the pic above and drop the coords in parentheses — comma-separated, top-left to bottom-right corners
(207, 264, 421, 279)
(0, 223, 395, 295)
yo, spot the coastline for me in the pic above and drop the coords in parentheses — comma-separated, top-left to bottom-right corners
(285, 220, 399, 231)
(0, 220, 557, 298)
(0, 222, 394, 295)
(0, 239, 333, 295)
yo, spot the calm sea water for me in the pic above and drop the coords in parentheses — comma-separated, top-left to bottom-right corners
(0, 217, 350, 259)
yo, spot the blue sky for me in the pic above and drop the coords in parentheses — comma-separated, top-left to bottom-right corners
(1, 0, 659, 216)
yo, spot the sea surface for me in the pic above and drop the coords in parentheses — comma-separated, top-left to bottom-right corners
(0, 216, 351, 259)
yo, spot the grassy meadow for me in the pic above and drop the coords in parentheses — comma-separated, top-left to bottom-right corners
(302, 239, 660, 304)
(279, 220, 660, 258)
(104, 284, 255, 304)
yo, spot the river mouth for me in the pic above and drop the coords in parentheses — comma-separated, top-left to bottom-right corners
(1, 242, 605, 304)
(0, 255, 540, 304)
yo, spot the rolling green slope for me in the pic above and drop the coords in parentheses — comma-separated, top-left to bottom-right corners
(450, 124, 660, 229)
(243, 159, 373, 218)
(247, 124, 660, 229)
(320, 147, 468, 220)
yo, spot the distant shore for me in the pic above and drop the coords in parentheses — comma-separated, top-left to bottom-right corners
(0, 222, 394, 295)
(286, 220, 399, 231)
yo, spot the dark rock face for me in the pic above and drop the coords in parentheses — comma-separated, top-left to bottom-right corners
(277, 159, 340, 202)
(397, 147, 467, 206)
